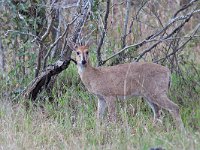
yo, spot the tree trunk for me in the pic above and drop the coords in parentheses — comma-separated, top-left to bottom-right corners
(0, 37, 5, 72)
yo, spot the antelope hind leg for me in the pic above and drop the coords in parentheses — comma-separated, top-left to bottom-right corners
(151, 94, 185, 132)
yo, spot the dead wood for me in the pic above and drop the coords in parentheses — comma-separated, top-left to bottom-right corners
(23, 59, 71, 100)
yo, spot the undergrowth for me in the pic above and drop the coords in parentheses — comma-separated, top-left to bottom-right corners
(0, 62, 200, 150)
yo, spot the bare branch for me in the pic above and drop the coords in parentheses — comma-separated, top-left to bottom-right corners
(173, 0, 198, 18)
(34, 12, 54, 77)
(52, 0, 81, 9)
(135, 12, 193, 62)
(129, 0, 148, 34)
(101, 5, 200, 64)
(43, 15, 80, 69)
(96, 0, 110, 66)
(5, 30, 37, 38)
(121, 0, 131, 48)
(155, 23, 200, 63)
(41, 15, 53, 42)
(102, 41, 145, 65)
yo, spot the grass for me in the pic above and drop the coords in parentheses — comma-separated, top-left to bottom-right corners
(0, 63, 200, 150)
(0, 98, 200, 150)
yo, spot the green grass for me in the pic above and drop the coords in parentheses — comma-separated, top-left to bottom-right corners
(0, 98, 199, 150)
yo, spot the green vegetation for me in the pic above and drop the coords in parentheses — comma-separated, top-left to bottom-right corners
(0, 61, 200, 150)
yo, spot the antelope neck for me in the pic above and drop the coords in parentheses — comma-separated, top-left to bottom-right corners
(77, 62, 96, 76)
(77, 63, 86, 73)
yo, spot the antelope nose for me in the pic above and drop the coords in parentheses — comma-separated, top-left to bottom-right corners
(81, 60, 86, 65)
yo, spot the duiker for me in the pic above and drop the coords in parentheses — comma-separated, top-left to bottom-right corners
(71, 45, 184, 131)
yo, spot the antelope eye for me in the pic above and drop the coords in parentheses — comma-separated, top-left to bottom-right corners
(86, 51, 89, 55)
(77, 52, 80, 55)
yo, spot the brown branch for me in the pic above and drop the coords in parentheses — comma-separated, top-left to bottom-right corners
(173, 0, 198, 18)
(121, 0, 131, 48)
(43, 15, 80, 69)
(35, 12, 54, 78)
(96, 0, 110, 66)
(129, 0, 148, 34)
(23, 59, 71, 100)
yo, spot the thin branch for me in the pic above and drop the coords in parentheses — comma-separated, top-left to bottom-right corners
(96, 0, 110, 66)
(121, 0, 131, 48)
(102, 34, 200, 65)
(35, 2, 55, 78)
(155, 23, 200, 63)
(77, 1, 91, 44)
(135, 12, 193, 62)
(40, 17, 54, 42)
(173, 0, 198, 18)
(43, 15, 80, 68)
(52, 0, 80, 9)
(149, 9, 200, 41)
(5, 30, 37, 38)
(102, 41, 145, 65)
(129, 0, 148, 34)
(101, 6, 200, 64)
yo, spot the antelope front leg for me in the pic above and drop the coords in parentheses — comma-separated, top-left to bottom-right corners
(97, 96, 107, 120)
(106, 96, 117, 122)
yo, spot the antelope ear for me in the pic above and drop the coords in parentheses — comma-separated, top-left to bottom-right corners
(84, 45, 89, 50)
(82, 43, 89, 51)
(68, 41, 78, 51)
(85, 40, 92, 49)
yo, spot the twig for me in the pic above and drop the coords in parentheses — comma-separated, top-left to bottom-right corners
(52, 0, 80, 9)
(43, 15, 80, 68)
(5, 30, 37, 38)
(101, 5, 200, 64)
(129, 0, 148, 34)
(34, 9, 54, 78)
(101, 41, 145, 65)
(173, 0, 198, 18)
(135, 12, 193, 62)
(41, 17, 53, 42)
(121, 0, 131, 48)
(96, 0, 110, 66)
(155, 23, 200, 63)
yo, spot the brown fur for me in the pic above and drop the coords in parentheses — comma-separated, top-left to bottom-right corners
(74, 46, 184, 132)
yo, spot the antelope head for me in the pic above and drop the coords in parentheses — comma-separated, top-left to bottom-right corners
(68, 42, 90, 72)
(75, 46, 89, 67)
